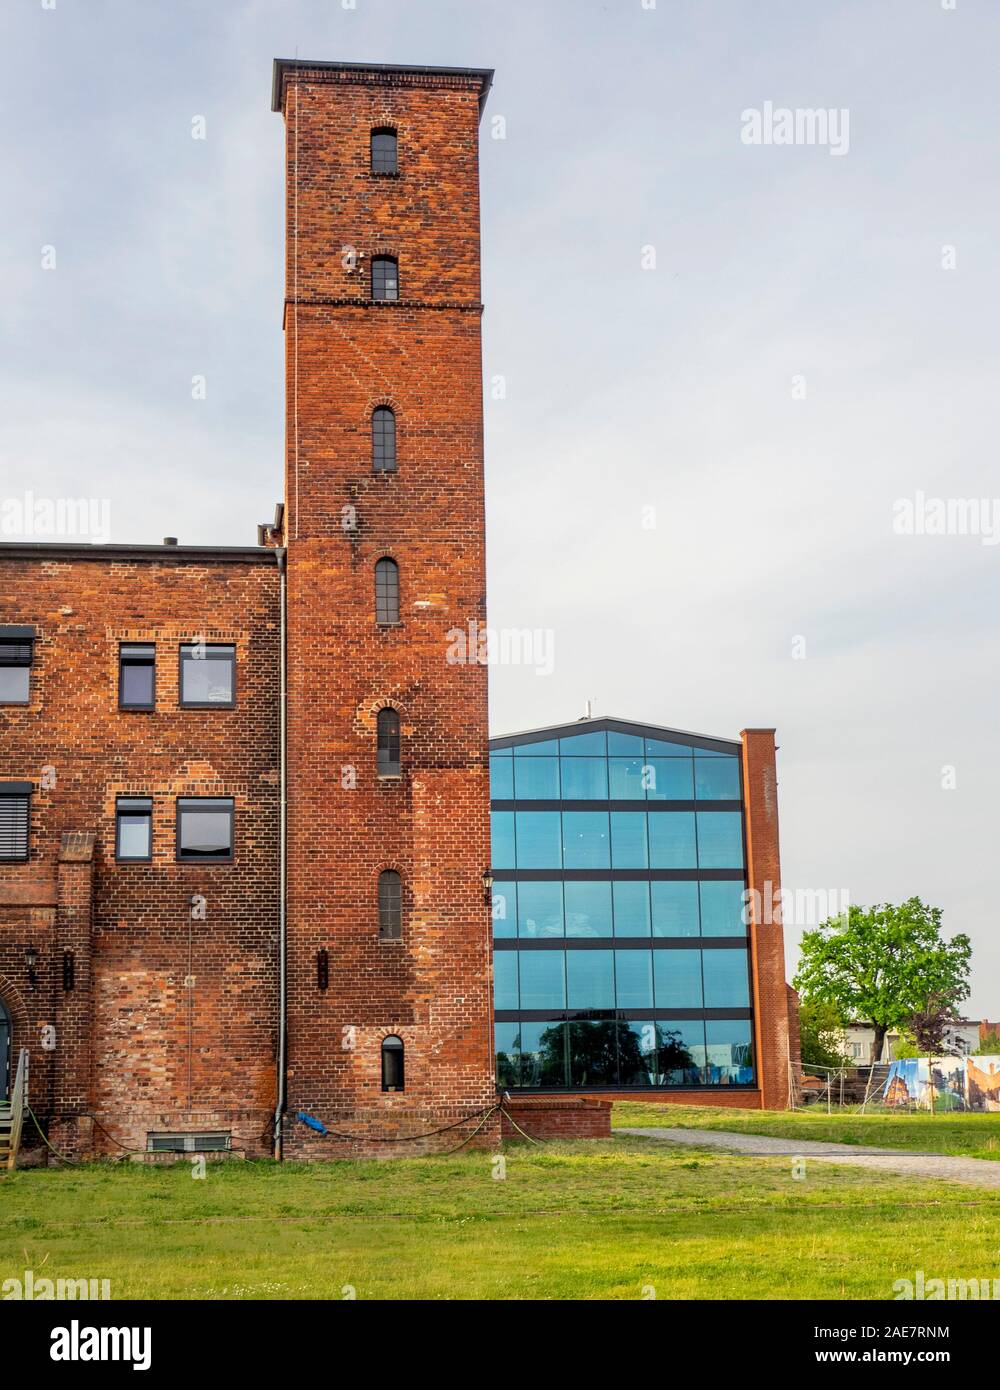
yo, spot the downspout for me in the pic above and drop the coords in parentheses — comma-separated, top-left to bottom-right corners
(273, 546, 288, 1159)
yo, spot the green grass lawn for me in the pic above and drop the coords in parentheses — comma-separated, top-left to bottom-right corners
(612, 1101, 1000, 1160)
(3, 1136, 999, 1300)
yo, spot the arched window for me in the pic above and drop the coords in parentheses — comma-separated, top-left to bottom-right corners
(0, 998, 10, 1103)
(378, 869, 402, 940)
(371, 128, 398, 175)
(375, 558, 400, 624)
(372, 406, 396, 473)
(381, 1034, 404, 1091)
(371, 256, 399, 302)
(377, 708, 401, 776)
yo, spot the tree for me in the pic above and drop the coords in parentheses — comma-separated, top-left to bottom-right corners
(797, 997, 851, 1070)
(973, 1031, 1000, 1057)
(908, 993, 961, 1056)
(793, 898, 971, 1068)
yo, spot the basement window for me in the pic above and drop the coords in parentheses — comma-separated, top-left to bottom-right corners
(0, 626, 35, 704)
(176, 798, 235, 862)
(119, 643, 156, 710)
(147, 1132, 231, 1153)
(116, 797, 152, 862)
(0, 783, 31, 862)
(179, 643, 236, 708)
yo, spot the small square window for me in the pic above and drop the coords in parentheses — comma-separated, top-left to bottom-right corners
(116, 797, 152, 861)
(0, 627, 34, 704)
(177, 797, 234, 862)
(119, 643, 156, 710)
(0, 782, 31, 862)
(179, 644, 235, 707)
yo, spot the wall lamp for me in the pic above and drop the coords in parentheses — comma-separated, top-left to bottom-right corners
(482, 868, 494, 907)
(63, 949, 76, 992)
(316, 948, 329, 992)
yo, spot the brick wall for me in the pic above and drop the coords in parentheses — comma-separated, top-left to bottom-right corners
(501, 1097, 611, 1141)
(277, 66, 497, 1156)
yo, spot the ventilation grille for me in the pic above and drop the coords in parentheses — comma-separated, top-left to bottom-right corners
(147, 1132, 231, 1153)
(0, 796, 29, 862)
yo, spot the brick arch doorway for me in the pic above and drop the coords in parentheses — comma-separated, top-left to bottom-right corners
(0, 998, 9, 1102)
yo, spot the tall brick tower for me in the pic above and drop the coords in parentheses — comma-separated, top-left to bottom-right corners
(271, 60, 497, 1155)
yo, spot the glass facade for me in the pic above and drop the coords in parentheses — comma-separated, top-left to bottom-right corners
(490, 723, 754, 1091)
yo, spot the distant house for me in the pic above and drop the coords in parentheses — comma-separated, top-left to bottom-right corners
(842, 1019, 984, 1064)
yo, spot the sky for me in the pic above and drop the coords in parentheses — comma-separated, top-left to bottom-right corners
(1, 0, 997, 1012)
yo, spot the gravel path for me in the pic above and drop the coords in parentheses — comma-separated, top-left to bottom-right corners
(619, 1126, 1000, 1190)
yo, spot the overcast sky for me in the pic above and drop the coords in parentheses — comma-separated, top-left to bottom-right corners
(2, 0, 997, 1012)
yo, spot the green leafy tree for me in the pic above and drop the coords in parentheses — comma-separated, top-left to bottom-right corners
(797, 997, 851, 1070)
(793, 898, 971, 1067)
(973, 1031, 1000, 1056)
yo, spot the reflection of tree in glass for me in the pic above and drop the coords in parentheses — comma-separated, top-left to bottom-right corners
(496, 1049, 518, 1089)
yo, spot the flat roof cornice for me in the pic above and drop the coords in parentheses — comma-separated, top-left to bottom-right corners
(489, 715, 743, 756)
(271, 58, 494, 117)
(0, 542, 276, 564)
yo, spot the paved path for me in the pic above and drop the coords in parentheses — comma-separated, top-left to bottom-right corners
(619, 1127, 1000, 1190)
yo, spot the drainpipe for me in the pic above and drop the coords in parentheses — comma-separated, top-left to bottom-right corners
(273, 546, 288, 1159)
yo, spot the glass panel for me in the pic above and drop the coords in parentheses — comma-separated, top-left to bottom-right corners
(490, 811, 515, 869)
(655, 1019, 707, 1085)
(520, 1022, 568, 1087)
(702, 949, 751, 1008)
(178, 802, 232, 859)
(562, 811, 609, 868)
(611, 811, 648, 868)
(607, 730, 644, 755)
(644, 758, 694, 800)
(517, 880, 563, 938)
(705, 1019, 754, 1085)
(488, 754, 514, 800)
(491, 879, 516, 939)
(493, 951, 519, 1010)
(518, 951, 566, 1010)
(653, 950, 703, 1009)
(180, 647, 234, 705)
(618, 1020, 658, 1086)
(612, 880, 651, 936)
(697, 812, 744, 868)
(644, 737, 693, 757)
(608, 757, 646, 799)
(513, 757, 560, 799)
(0, 669, 30, 702)
(558, 731, 606, 756)
(564, 880, 612, 937)
(495, 1022, 520, 1089)
(699, 880, 748, 936)
(614, 950, 654, 1009)
(559, 757, 608, 799)
(117, 814, 151, 859)
(651, 880, 700, 937)
(515, 811, 562, 868)
(568, 1020, 618, 1087)
(121, 663, 154, 708)
(513, 738, 559, 756)
(566, 950, 614, 1008)
(695, 757, 741, 800)
(648, 812, 696, 867)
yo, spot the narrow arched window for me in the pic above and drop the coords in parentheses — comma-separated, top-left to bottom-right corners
(381, 1034, 404, 1091)
(371, 256, 399, 302)
(379, 870, 402, 940)
(371, 128, 398, 175)
(372, 407, 396, 473)
(377, 708, 401, 776)
(375, 558, 399, 624)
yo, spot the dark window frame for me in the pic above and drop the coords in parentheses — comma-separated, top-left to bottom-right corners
(0, 627, 35, 706)
(375, 558, 400, 625)
(381, 1034, 405, 1091)
(370, 127, 398, 175)
(118, 643, 156, 711)
(115, 796, 153, 863)
(371, 255, 399, 303)
(372, 406, 397, 473)
(378, 869, 403, 940)
(175, 796, 235, 864)
(178, 643, 237, 710)
(0, 782, 31, 863)
(376, 708, 402, 777)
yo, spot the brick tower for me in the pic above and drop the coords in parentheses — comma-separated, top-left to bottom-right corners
(271, 60, 497, 1156)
